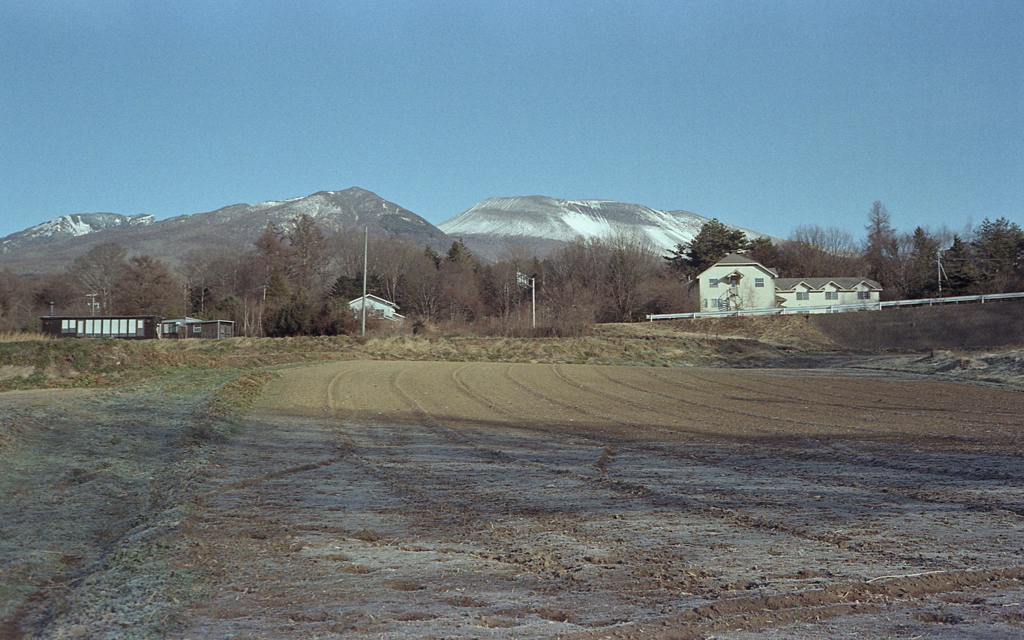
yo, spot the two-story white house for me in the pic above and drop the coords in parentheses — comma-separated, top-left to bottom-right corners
(687, 253, 882, 313)
(688, 253, 779, 312)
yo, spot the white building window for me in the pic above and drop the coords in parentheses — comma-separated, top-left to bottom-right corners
(755, 278, 764, 287)
(857, 291, 871, 300)
(796, 291, 810, 301)
(709, 278, 719, 288)
(825, 291, 839, 300)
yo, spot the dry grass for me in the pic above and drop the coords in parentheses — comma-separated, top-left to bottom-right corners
(0, 319, 841, 393)
(0, 331, 50, 343)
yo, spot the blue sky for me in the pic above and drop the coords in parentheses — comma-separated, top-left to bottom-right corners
(1, 0, 1021, 243)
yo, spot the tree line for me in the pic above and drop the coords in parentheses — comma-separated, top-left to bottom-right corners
(1, 205, 1022, 335)
(665, 203, 1024, 302)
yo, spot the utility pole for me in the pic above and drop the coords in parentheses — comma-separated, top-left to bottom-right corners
(259, 285, 270, 337)
(517, 272, 536, 329)
(361, 227, 368, 337)
(85, 293, 99, 316)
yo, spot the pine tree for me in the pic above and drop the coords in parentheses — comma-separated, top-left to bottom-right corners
(664, 219, 749, 276)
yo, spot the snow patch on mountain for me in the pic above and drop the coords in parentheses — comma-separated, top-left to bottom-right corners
(437, 195, 765, 253)
(1, 213, 156, 254)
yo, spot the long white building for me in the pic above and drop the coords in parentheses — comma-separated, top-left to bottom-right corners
(688, 253, 882, 313)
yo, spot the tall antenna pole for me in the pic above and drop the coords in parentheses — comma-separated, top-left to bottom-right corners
(361, 227, 368, 337)
(531, 276, 536, 329)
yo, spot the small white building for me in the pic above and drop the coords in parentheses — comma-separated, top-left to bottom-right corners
(688, 253, 882, 314)
(348, 295, 405, 321)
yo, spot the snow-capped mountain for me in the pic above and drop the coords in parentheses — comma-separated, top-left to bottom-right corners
(438, 196, 767, 260)
(1, 213, 154, 254)
(0, 188, 450, 274)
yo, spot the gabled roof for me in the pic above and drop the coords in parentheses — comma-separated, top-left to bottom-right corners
(703, 253, 779, 277)
(348, 294, 400, 310)
(774, 277, 882, 291)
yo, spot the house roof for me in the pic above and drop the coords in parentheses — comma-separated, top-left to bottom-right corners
(348, 294, 400, 310)
(775, 277, 882, 291)
(704, 253, 779, 277)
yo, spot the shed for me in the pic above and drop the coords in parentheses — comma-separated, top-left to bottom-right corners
(40, 316, 163, 340)
(161, 317, 235, 339)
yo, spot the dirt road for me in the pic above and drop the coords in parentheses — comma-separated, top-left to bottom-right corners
(156, 360, 1024, 639)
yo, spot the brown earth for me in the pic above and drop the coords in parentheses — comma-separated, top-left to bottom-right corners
(4, 357, 1024, 639)
(160, 361, 1024, 639)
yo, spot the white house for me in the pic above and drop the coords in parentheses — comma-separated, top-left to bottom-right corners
(688, 253, 882, 313)
(348, 295, 405, 321)
(688, 253, 779, 312)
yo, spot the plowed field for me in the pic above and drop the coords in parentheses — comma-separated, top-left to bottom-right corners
(166, 361, 1024, 639)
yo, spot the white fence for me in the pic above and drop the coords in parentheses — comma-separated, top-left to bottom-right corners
(646, 291, 1024, 321)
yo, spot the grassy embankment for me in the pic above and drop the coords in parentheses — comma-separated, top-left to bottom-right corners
(0, 315, 839, 393)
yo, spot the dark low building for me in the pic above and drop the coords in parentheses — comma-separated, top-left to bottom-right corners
(160, 317, 235, 339)
(40, 316, 163, 340)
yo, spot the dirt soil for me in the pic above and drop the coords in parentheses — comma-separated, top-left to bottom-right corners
(159, 361, 1024, 639)
(3, 357, 1024, 639)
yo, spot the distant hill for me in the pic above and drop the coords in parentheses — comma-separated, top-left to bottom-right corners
(437, 195, 770, 261)
(0, 188, 451, 275)
(1, 213, 155, 254)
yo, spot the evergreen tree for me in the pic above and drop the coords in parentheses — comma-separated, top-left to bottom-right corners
(942, 235, 982, 295)
(445, 239, 475, 265)
(906, 227, 941, 298)
(972, 217, 1024, 292)
(664, 219, 749, 276)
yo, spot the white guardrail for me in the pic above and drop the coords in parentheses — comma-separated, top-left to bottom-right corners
(646, 291, 1024, 321)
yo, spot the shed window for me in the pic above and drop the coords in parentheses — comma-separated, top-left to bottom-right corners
(193, 325, 203, 334)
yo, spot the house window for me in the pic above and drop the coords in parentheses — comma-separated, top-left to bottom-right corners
(708, 278, 719, 288)
(716, 298, 729, 310)
(755, 278, 764, 288)
(796, 291, 810, 301)
(825, 291, 839, 300)
(857, 291, 871, 300)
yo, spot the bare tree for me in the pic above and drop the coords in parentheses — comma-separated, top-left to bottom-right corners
(398, 252, 443, 320)
(605, 231, 661, 322)
(286, 214, 329, 294)
(777, 225, 863, 277)
(369, 236, 422, 303)
(112, 255, 181, 316)
(72, 242, 127, 313)
(0, 269, 30, 332)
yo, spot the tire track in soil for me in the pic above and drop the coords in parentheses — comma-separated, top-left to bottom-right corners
(528, 366, 1024, 571)
(477, 365, 935, 570)
(173, 361, 1024, 639)
(636, 368, 1024, 483)
(694, 368, 1024, 436)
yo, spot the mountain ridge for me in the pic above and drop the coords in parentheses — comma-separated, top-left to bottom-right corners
(438, 195, 768, 261)
(0, 188, 450, 275)
(1, 189, 773, 274)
